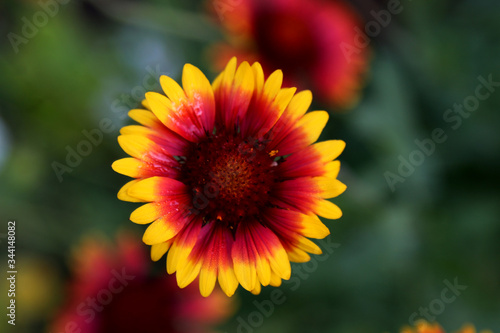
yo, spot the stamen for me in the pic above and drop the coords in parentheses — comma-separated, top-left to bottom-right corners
(182, 133, 278, 230)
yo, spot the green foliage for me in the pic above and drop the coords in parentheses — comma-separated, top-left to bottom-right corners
(0, 1, 498, 332)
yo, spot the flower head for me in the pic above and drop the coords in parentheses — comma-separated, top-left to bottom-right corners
(401, 321, 446, 333)
(50, 233, 233, 333)
(400, 321, 493, 333)
(112, 58, 346, 297)
(211, 0, 370, 108)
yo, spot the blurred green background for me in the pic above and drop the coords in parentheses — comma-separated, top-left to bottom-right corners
(0, 0, 499, 332)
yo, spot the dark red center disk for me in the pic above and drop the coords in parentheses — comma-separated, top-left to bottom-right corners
(181, 134, 278, 231)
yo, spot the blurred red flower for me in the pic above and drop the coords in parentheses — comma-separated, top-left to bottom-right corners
(400, 321, 493, 333)
(49, 233, 234, 333)
(210, 0, 370, 108)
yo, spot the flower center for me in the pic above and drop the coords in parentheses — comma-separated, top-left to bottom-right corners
(181, 134, 277, 231)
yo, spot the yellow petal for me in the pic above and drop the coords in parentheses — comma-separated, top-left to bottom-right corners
(286, 90, 313, 119)
(274, 88, 296, 118)
(234, 61, 254, 93)
(250, 282, 262, 295)
(127, 176, 185, 202)
(316, 178, 347, 199)
(263, 69, 283, 99)
(218, 267, 239, 297)
(256, 256, 271, 286)
(167, 242, 193, 274)
(112, 158, 143, 178)
(160, 75, 186, 104)
(142, 218, 178, 245)
(120, 125, 154, 136)
(117, 135, 155, 160)
(269, 272, 282, 287)
(233, 259, 257, 292)
(315, 200, 343, 219)
(145, 91, 174, 128)
(176, 258, 202, 288)
(199, 267, 217, 297)
(211, 72, 223, 92)
(297, 111, 329, 145)
(314, 140, 346, 162)
(151, 241, 172, 262)
(221, 57, 237, 91)
(127, 177, 159, 201)
(267, 245, 291, 280)
(183, 64, 212, 96)
(117, 180, 146, 203)
(324, 160, 341, 179)
(130, 203, 162, 224)
(182, 64, 215, 107)
(141, 99, 151, 110)
(297, 237, 322, 255)
(128, 109, 158, 128)
(300, 214, 331, 239)
(287, 247, 311, 263)
(251, 62, 265, 93)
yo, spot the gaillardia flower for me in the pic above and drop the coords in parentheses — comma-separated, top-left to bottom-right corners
(400, 321, 493, 333)
(112, 58, 346, 297)
(49, 233, 233, 333)
(210, 0, 369, 108)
